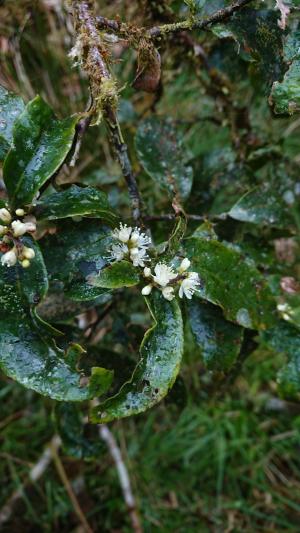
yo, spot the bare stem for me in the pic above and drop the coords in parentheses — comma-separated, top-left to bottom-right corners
(148, 0, 254, 38)
(95, 0, 253, 40)
(71, 0, 143, 224)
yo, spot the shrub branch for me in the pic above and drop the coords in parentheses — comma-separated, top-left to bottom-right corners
(71, 0, 143, 224)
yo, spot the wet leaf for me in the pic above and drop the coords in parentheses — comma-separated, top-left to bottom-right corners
(35, 185, 118, 225)
(55, 403, 106, 459)
(229, 186, 294, 228)
(3, 95, 79, 208)
(0, 85, 25, 162)
(213, 9, 285, 88)
(42, 220, 113, 285)
(91, 291, 183, 423)
(89, 261, 140, 289)
(261, 322, 300, 397)
(135, 117, 193, 202)
(187, 300, 244, 371)
(270, 30, 300, 115)
(184, 235, 276, 329)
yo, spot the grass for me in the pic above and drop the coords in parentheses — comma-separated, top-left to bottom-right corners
(1, 349, 300, 532)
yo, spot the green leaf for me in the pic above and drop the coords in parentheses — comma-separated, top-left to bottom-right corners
(91, 291, 183, 423)
(65, 283, 111, 302)
(42, 220, 112, 285)
(135, 117, 193, 202)
(270, 30, 300, 115)
(35, 185, 118, 225)
(187, 300, 244, 371)
(161, 214, 187, 262)
(55, 403, 106, 459)
(213, 9, 285, 88)
(229, 186, 294, 228)
(0, 243, 113, 401)
(0, 85, 25, 162)
(89, 261, 140, 289)
(184, 235, 276, 329)
(3, 95, 79, 208)
(260, 322, 300, 397)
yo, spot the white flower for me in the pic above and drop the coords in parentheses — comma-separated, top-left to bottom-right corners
(179, 272, 200, 299)
(1, 248, 17, 267)
(0, 208, 12, 224)
(162, 286, 175, 301)
(178, 258, 191, 273)
(110, 243, 128, 262)
(11, 220, 36, 237)
(142, 284, 153, 296)
(21, 259, 30, 268)
(153, 263, 177, 287)
(130, 247, 148, 267)
(113, 223, 132, 243)
(130, 228, 151, 248)
(22, 246, 35, 260)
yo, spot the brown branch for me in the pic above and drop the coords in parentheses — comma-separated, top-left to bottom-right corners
(144, 213, 227, 222)
(148, 0, 254, 38)
(95, 0, 253, 41)
(71, 0, 143, 224)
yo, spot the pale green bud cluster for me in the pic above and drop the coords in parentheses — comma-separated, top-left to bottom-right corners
(0, 206, 36, 268)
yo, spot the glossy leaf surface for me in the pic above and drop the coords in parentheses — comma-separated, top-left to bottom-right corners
(35, 185, 118, 224)
(3, 96, 78, 207)
(188, 300, 244, 371)
(184, 235, 276, 329)
(135, 117, 193, 202)
(91, 291, 183, 423)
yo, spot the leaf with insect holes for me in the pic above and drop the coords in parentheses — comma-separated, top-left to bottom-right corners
(91, 291, 183, 423)
(0, 242, 113, 401)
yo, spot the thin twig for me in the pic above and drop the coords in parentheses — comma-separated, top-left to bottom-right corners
(148, 0, 254, 38)
(144, 213, 227, 222)
(50, 443, 94, 533)
(99, 425, 143, 533)
(71, 0, 143, 223)
(0, 435, 61, 527)
(95, 0, 253, 40)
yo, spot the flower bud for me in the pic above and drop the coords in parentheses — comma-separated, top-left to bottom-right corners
(15, 208, 25, 217)
(143, 267, 151, 277)
(0, 208, 11, 224)
(0, 225, 8, 236)
(1, 248, 17, 267)
(11, 220, 27, 237)
(22, 246, 35, 260)
(178, 258, 191, 273)
(21, 259, 30, 268)
(142, 284, 153, 296)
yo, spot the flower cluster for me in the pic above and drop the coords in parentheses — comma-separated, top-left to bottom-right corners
(142, 258, 200, 301)
(0, 207, 36, 268)
(109, 223, 151, 267)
